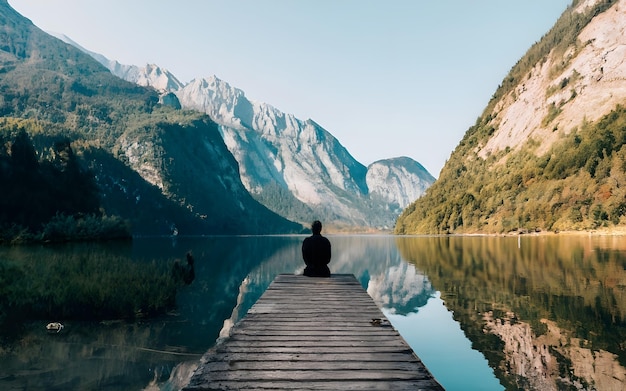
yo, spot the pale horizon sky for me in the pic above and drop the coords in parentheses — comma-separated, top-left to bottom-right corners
(9, 0, 572, 177)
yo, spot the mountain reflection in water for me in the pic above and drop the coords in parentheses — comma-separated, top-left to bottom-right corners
(0, 235, 624, 391)
(395, 235, 626, 391)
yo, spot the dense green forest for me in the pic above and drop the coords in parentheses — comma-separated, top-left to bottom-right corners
(0, 122, 130, 243)
(395, 0, 626, 234)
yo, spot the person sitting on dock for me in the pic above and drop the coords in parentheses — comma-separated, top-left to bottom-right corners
(302, 220, 331, 277)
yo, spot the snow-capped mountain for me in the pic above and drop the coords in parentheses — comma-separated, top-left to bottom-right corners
(64, 39, 435, 229)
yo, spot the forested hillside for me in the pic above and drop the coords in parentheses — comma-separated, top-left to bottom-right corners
(0, 122, 131, 242)
(396, 0, 626, 234)
(0, 0, 301, 240)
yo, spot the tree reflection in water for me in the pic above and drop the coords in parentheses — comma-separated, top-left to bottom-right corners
(396, 235, 626, 391)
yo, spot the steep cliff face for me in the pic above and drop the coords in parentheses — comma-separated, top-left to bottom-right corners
(176, 76, 375, 226)
(177, 76, 432, 228)
(168, 73, 438, 228)
(478, 0, 626, 159)
(396, 0, 626, 234)
(367, 157, 435, 209)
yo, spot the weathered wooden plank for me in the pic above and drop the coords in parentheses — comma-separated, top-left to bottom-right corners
(217, 340, 409, 349)
(205, 360, 423, 371)
(182, 274, 444, 391)
(224, 332, 406, 343)
(185, 380, 440, 391)
(247, 308, 383, 315)
(230, 328, 399, 336)
(214, 346, 415, 354)
(201, 369, 431, 381)
(253, 302, 375, 307)
(203, 352, 423, 362)
(238, 318, 388, 325)
(227, 334, 402, 342)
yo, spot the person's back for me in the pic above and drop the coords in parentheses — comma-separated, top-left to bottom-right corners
(302, 220, 331, 277)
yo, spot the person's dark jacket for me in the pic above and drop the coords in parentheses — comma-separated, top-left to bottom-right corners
(302, 233, 331, 277)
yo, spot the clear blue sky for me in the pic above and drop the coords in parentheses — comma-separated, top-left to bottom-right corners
(9, 0, 572, 177)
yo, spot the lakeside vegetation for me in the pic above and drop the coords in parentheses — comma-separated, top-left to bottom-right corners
(0, 249, 178, 336)
(396, 106, 626, 234)
(0, 126, 178, 332)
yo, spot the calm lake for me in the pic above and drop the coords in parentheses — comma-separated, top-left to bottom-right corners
(1, 235, 625, 391)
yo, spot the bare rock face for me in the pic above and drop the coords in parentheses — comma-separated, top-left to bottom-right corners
(484, 311, 626, 391)
(366, 157, 435, 209)
(64, 37, 436, 229)
(478, 0, 626, 159)
(175, 75, 434, 229)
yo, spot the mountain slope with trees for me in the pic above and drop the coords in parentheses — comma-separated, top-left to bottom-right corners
(396, 0, 626, 234)
(0, 0, 301, 239)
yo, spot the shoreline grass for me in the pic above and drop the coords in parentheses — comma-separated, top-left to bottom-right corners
(0, 249, 178, 336)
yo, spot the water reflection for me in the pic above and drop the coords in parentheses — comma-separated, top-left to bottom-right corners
(396, 235, 626, 391)
(384, 293, 502, 391)
(1, 235, 625, 391)
(0, 236, 303, 391)
(216, 235, 501, 391)
(367, 261, 434, 316)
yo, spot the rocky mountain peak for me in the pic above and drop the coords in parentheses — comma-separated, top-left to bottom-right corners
(177, 76, 248, 127)
(367, 157, 435, 209)
(133, 63, 184, 92)
(59, 31, 435, 230)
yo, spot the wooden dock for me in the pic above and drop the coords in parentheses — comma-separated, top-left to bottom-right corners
(183, 274, 444, 390)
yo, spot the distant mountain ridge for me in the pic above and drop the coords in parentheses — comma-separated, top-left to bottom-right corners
(396, 0, 626, 234)
(52, 32, 435, 229)
(178, 75, 435, 229)
(178, 76, 374, 227)
(49, 33, 186, 93)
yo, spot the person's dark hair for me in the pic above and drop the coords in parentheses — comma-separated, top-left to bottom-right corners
(311, 220, 322, 234)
